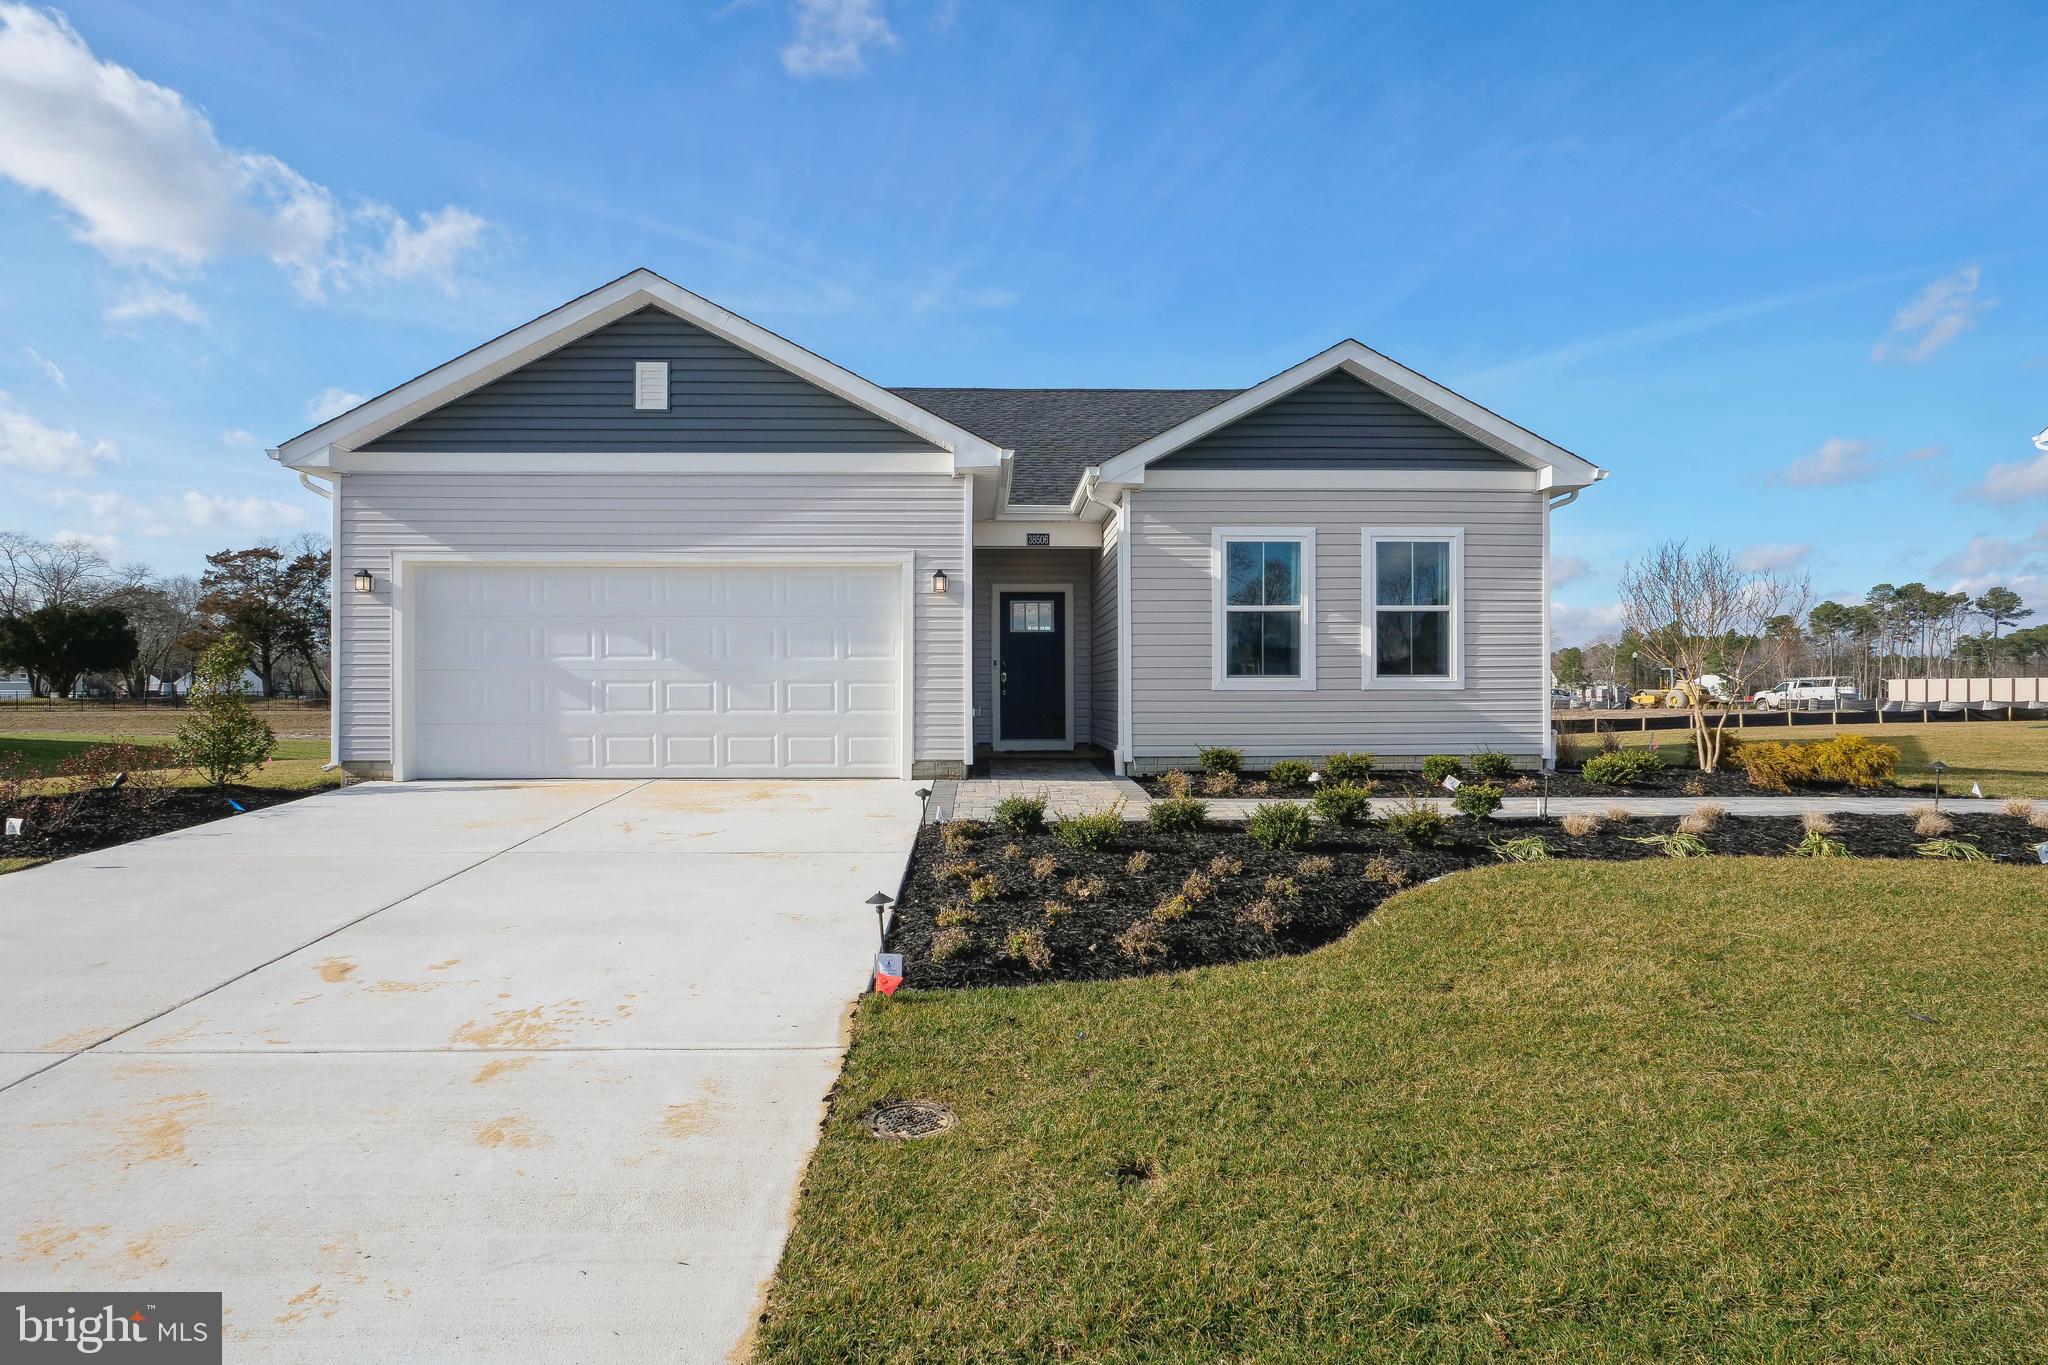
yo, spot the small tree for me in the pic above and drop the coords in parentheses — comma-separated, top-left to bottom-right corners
(175, 635, 276, 786)
(1617, 540, 1809, 772)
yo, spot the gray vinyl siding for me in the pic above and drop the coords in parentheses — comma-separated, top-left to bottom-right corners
(1092, 517, 1120, 750)
(336, 472, 966, 767)
(971, 548, 1093, 748)
(364, 307, 940, 454)
(1154, 372, 1518, 470)
(1126, 487, 1545, 766)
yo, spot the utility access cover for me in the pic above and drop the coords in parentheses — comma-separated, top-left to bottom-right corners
(861, 1100, 956, 1140)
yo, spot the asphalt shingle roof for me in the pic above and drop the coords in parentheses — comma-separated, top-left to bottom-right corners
(889, 387, 1239, 505)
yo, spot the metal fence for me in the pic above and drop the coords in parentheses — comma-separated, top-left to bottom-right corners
(1556, 700, 2048, 735)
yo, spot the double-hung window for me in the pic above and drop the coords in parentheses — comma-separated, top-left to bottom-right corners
(1212, 529, 1315, 689)
(1364, 528, 1463, 688)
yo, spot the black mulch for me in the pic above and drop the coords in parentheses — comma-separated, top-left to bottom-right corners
(892, 814, 2044, 991)
(1132, 767, 1925, 800)
(2, 786, 326, 865)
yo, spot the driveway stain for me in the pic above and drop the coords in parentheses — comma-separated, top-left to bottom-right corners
(316, 958, 356, 983)
(15, 1222, 110, 1266)
(427, 959, 461, 971)
(116, 1091, 211, 1168)
(471, 1057, 533, 1085)
(474, 1116, 542, 1149)
(450, 1000, 591, 1048)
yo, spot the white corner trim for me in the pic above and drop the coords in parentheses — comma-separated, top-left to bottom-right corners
(988, 582, 1075, 750)
(1540, 496, 1554, 765)
(960, 477, 975, 767)
(1210, 526, 1317, 692)
(274, 269, 1004, 470)
(1097, 339, 1604, 489)
(1115, 491, 1133, 773)
(384, 550, 917, 782)
(1360, 526, 1466, 691)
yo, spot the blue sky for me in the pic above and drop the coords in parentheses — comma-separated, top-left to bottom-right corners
(2, 0, 2045, 642)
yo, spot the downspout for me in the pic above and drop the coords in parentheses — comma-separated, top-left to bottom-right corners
(1077, 470, 1134, 772)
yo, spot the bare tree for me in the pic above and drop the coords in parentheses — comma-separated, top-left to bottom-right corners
(1617, 540, 1810, 772)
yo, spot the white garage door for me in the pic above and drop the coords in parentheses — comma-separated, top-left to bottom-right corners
(407, 563, 904, 778)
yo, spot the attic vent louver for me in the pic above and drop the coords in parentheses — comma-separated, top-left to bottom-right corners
(634, 361, 669, 411)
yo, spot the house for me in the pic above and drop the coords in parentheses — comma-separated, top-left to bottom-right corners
(269, 270, 1606, 781)
(152, 670, 267, 698)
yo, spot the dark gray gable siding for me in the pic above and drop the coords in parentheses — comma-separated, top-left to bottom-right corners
(1153, 371, 1518, 470)
(363, 306, 941, 453)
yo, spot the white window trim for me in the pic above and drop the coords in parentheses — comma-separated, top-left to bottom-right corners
(1210, 527, 1316, 692)
(1362, 527, 1465, 691)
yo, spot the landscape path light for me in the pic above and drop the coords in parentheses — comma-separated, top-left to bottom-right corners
(866, 891, 894, 949)
(1932, 760, 1947, 808)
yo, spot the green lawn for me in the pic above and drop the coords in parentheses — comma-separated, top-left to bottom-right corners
(0, 857, 44, 875)
(1604, 718, 2048, 797)
(758, 860, 2048, 1361)
(0, 733, 339, 793)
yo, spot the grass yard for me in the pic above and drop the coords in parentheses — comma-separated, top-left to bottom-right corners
(758, 860, 2048, 1361)
(0, 733, 339, 793)
(0, 699, 330, 741)
(1605, 718, 2048, 797)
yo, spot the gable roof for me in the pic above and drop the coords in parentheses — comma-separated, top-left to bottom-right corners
(270, 269, 1005, 470)
(1096, 340, 1606, 492)
(891, 387, 1237, 505)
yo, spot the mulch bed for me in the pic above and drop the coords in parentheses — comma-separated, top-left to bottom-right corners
(893, 813, 2045, 990)
(1133, 767, 1921, 800)
(2, 786, 324, 865)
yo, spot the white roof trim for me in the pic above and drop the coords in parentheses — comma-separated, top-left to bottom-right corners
(1095, 339, 1606, 490)
(270, 268, 1005, 470)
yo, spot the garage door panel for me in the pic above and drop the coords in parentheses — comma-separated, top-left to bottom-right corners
(409, 564, 903, 779)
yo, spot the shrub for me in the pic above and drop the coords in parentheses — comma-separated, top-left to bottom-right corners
(57, 742, 174, 809)
(1801, 810, 1836, 835)
(1450, 782, 1504, 821)
(1560, 812, 1602, 837)
(1553, 730, 1589, 769)
(1310, 782, 1372, 827)
(1321, 751, 1374, 783)
(1151, 894, 1193, 923)
(1626, 831, 1710, 858)
(1207, 854, 1244, 878)
(1296, 854, 1334, 879)
(992, 793, 1048, 834)
(935, 858, 979, 883)
(1916, 837, 1987, 861)
(1125, 849, 1152, 874)
(1735, 741, 1809, 793)
(1471, 750, 1515, 780)
(1691, 802, 1726, 831)
(1028, 853, 1059, 880)
(1682, 777, 1705, 797)
(1000, 843, 1023, 860)
(1197, 746, 1243, 775)
(1116, 919, 1167, 962)
(929, 927, 972, 961)
(2003, 797, 2035, 820)
(1675, 813, 1713, 836)
(1245, 801, 1314, 850)
(1262, 874, 1300, 900)
(939, 820, 980, 853)
(1789, 830, 1849, 859)
(1492, 835, 1550, 862)
(1604, 805, 1633, 823)
(1237, 898, 1289, 934)
(1913, 808, 1953, 837)
(1051, 804, 1124, 851)
(1201, 770, 1240, 797)
(174, 634, 276, 787)
(1420, 755, 1465, 784)
(1268, 758, 1313, 787)
(1042, 899, 1074, 924)
(1002, 927, 1053, 971)
(1180, 870, 1215, 902)
(966, 873, 1000, 903)
(1808, 735, 1899, 788)
(1581, 748, 1664, 786)
(2032, 807, 2048, 833)
(1157, 769, 1194, 799)
(1064, 874, 1106, 901)
(1146, 796, 1209, 833)
(934, 904, 980, 927)
(1384, 799, 1448, 847)
(1360, 855, 1407, 887)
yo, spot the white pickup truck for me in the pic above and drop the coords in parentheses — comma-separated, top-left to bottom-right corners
(1752, 676, 1859, 710)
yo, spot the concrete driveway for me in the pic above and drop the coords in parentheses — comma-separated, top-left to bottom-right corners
(0, 778, 922, 1361)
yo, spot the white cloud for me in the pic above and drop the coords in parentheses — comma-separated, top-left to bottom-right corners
(781, 0, 896, 76)
(36, 486, 307, 539)
(306, 388, 366, 425)
(1968, 453, 2048, 503)
(22, 346, 65, 387)
(50, 527, 118, 556)
(105, 282, 206, 326)
(1904, 443, 1947, 463)
(1736, 542, 1812, 572)
(1775, 437, 1878, 488)
(0, 4, 485, 298)
(220, 428, 262, 448)
(1551, 600, 1625, 645)
(1549, 553, 1590, 587)
(1934, 532, 2035, 578)
(1870, 265, 1994, 364)
(0, 391, 118, 475)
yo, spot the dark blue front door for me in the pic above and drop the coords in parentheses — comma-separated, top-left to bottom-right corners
(998, 592, 1066, 743)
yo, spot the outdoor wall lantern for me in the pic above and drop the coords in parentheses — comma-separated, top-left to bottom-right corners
(930, 568, 948, 594)
(353, 569, 374, 593)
